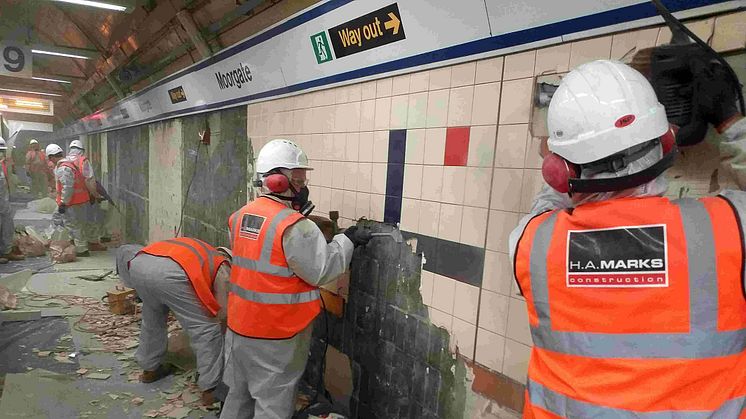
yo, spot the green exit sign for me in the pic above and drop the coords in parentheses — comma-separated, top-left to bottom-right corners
(310, 31, 334, 64)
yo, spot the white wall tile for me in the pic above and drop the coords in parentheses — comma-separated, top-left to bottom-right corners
(346, 133, 359, 162)
(356, 192, 370, 220)
(360, 100, 375, 131)
(410, 71, 430, 93)
(334, 104, 348, 133)
(407, 92, 429, 129)
(610, 28, 659, 61)
(476, 57, 504, 84)
(535, 44, 571, 75)
(321, 134, 334, 160)
(344, 162, 358, 190)
(331, 161, 345, 189)
(405, 129, 426, 164)
(420, 270, 434, 306)
(478, 290, 509, 335)
(348, 83, 362, 102)
(316, 187, 331, 216)
(471, 82, 501, 126)
(370, 163, 388, 195)
(482, 250, 513, 296)
(392, 74, 411, 95)
(520, 169, 544, 213)
(390, 95, 409, 129)
(451, 317, 476, 360)
(447, 86, 475, 127)
(369, 193, 385, 221)
(453, 281, 479, 324)
(524, 136, 544, 170)
(464, 167, 492, 208)
(421, 165, 444, 201)
(332, 133, 346, 160)
(504, 51, 536, 80)
(419, 201, 441, 237)
(358, 131, 374, 163)
(403, 164, 423, 199)
(343, 190, 356, 219)
(426, 90, 450, 128)
(347, 101, 361, 132)
(503, 338, 531, 383)
(475, 328, 506, 373)
(491, 168, 524, 212)
(442, 166, 467, 205)
(460, 206, 488, 248)
(468, 125, 497, 168)
(487, 210, 519, 253)
(358, 162, 373, 193)
(438, 203, 463, 242)
(361, 81, 377, 100)
(495, 124, 529, 168)
(374, 97, 392, 130)
(429, 67, 451, 90)
(569, 35, 612, 69)
(506, 297, 532, 346)
(423, 128, 446, 165)
(429, 308, 453, 333)
(372, 130, 389, 163)
(499, 79, 533, 125)
(431, 274, 456, 314)
(451, 62, 476, 87)
(376, 78, 393, 98)
(330, 188, 344, 214)
(314, 157, 332, 187)
(712, 11, 746, 52)
(400, 198, 420, 233)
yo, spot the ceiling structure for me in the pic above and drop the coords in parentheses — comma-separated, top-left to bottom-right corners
(0, 0, 320, 129)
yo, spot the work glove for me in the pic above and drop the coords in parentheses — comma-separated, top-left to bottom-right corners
(344, 226, 372, 247)
(57, 204, 66, 214)
(52, 212, 64, 227)
(696, 61, 742, 129)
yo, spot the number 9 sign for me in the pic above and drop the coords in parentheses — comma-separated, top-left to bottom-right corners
(0, 43, 32, 78)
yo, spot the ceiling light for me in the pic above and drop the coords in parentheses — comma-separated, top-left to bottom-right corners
(15, 100, 45, 108)
(0, 104, 7, 109)
(0, 88, 62, 97)
(51, 0, 127, 12)
(32, 49, 90, 60)
(32, 76, 72, 84)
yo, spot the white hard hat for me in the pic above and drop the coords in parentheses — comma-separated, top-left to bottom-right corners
(0, 138, 6, 150)
(29, 139, 38, 145)
(547, 60, 669, 164)
(256, 139, 313, 174)
(46, 143, 63, 157)
(69, 139, 84, 150)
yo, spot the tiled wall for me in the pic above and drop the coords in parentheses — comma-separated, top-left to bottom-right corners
(247, 10, 746, 395)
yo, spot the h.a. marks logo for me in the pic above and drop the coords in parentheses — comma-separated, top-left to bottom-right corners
(239, 214, 265, 240)
(566, 225, 668, 288)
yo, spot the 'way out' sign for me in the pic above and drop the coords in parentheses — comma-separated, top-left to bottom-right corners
(326, 3, 405, 60)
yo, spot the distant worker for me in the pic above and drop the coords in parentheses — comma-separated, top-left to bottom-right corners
(47, 143, 92, 256)
(0, 137, 25, 264)
(220, 139, 371, 419)
(510, 60, 746, 417)
(115, 238, 231, 405)
(66, 140, 108, 250)
(25, 139, 49, 198)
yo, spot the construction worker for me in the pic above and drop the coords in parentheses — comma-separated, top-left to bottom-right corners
(66, 139, 107, 251)
(115, 238, 231, 405)
(220, 139, 371, 419)
(25, 139, 48, 198)
(510, 60, 746, 417)
(46, 143, 90, 256)
(0, 137, 25, 264)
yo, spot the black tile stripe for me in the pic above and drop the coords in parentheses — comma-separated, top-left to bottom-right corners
(401, 230, 484, 288)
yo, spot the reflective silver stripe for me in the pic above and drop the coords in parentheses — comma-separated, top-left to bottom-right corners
(187, 238, 215, 276)
(229, 282, 319, 305)
(528, 202, 746, 359)
(233, 255, 295, 277)
(163, 239, 208, 274)
(260, 208, 295, 264)
(528, 379, 746, 418)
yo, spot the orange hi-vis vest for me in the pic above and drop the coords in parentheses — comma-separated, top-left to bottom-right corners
(55, 158, 89, 206)
(227, 196, 321, 339)
(514, 195, 746, 418)
(138, 237, 227, 316)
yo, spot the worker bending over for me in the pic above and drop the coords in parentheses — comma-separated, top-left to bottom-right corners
(510, 60, 746, 417)
(116, 238, 231, 405)
(220, 139, 371, 419)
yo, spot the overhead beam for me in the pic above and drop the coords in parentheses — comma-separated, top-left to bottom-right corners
(176, 9, 212, 58)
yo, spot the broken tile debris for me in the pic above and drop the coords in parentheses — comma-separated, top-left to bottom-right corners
(85, 372, 111, 380)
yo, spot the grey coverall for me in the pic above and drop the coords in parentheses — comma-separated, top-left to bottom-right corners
(0, 159, 14, 255)
(220, 195, 354, 419)
(116, 244, 230, 391)
(53, 157, 90, 253)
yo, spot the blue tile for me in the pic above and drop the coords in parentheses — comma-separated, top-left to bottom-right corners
(385, 163, 405, 198)
(388, 130, 407, 164)
(384, 195, 402, 224)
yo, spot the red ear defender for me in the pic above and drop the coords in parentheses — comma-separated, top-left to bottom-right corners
(660, 124, 678, 154)
(264, 174, 289, 193)
(542, 153, 579, 193)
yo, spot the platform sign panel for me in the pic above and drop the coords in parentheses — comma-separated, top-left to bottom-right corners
(327, 3, 405, 59)
(0, 42, 32, 79)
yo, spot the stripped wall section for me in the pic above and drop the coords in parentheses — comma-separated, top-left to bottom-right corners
(149, 120, 184, 242)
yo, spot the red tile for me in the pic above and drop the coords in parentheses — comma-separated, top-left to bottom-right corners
(445, 127, 470, 166)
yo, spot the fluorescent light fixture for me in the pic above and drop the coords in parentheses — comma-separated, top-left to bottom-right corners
(15, 100, 45, 108)
(0, 88, 62, 97)
(32, 76, 72, 84)
(51, 0, 126, 11)
(32, 49, 90, 60)
(0, 104, 7, 109)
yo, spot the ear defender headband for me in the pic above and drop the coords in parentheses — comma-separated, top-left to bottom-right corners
(542, 125, 678, 195)
(252, 171, 290, 193)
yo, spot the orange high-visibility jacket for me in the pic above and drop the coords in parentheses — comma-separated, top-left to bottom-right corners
(515, 196, 746, 418)
(227, 197, 321, 339)
(55, 160, 89, 206)
(138, 237, 227, 316)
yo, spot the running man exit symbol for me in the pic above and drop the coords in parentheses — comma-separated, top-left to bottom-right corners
(310, 31, 333, 64)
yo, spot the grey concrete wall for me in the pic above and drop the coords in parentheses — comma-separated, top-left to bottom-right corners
(106, 126, 149, 244)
